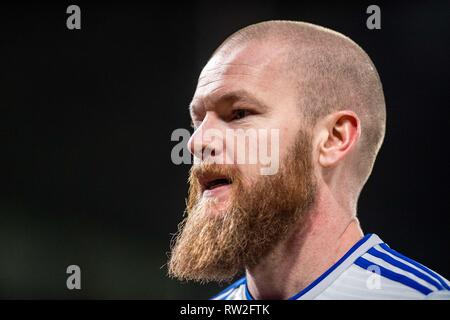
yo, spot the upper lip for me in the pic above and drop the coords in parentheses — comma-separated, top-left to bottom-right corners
(198, 174, 232, 191)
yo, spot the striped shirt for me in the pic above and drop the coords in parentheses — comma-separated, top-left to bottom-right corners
(212, 234, 450, 300)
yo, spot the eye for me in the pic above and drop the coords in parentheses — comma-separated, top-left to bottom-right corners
(231, 109, 251, 121)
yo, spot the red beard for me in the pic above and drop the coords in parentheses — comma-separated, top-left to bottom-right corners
(168, 129, 316, 283)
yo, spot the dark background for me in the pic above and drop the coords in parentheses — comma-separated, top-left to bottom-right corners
(0, 1, 449, 299)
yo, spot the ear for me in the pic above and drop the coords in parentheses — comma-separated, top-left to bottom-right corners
(318, 111, 361, 168)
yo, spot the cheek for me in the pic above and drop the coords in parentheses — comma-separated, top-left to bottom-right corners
(276, 119, 303, 157)
(234, 163, 261, 186)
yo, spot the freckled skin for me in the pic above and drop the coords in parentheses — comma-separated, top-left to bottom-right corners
(189, 41, 303, 188)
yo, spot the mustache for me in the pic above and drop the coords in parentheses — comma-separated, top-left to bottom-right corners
(189, 163, 241, 185)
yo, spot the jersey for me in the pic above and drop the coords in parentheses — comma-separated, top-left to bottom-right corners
(211, 234, 450, 300)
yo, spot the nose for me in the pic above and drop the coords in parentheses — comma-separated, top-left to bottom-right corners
(188, 113, 224, 162)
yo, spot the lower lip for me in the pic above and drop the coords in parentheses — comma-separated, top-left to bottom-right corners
(203, 184, 232, 198)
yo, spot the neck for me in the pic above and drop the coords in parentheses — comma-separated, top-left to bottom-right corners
(245, 187, 363, 300)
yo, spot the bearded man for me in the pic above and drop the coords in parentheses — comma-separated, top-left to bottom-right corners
(168, 21, 450, 300)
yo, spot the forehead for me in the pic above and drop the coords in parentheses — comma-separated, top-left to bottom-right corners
(191, 41, 291, 113)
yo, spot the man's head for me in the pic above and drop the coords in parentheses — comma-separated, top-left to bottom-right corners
(168, 21, 386, 283)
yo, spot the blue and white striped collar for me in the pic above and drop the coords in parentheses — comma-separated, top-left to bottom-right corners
(243, 233, 383, 300)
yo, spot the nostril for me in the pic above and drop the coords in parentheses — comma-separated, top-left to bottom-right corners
(200, 145, 216, 161)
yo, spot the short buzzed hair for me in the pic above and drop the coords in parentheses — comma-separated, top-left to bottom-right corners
(211, 21, 386, 195)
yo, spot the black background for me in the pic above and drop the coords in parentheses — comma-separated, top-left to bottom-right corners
(0, 1, 449, 299)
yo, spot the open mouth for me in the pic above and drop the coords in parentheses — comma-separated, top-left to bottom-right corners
(199, 175, 233, 192)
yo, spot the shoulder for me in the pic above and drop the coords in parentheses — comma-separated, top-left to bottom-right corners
(351, 242, 450, 299)
(210, 277, 247, 300)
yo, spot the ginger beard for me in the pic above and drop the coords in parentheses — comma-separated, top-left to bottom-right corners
(168, 129, 317, 283)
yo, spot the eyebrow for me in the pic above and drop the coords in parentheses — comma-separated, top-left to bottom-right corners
(189, 89, 270, 117)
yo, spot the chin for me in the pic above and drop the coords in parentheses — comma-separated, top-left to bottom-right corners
(200, 196, 233, 218)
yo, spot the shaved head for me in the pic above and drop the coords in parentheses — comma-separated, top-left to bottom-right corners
(169, 21, 387, 283)
(211, 20, 386, 196)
